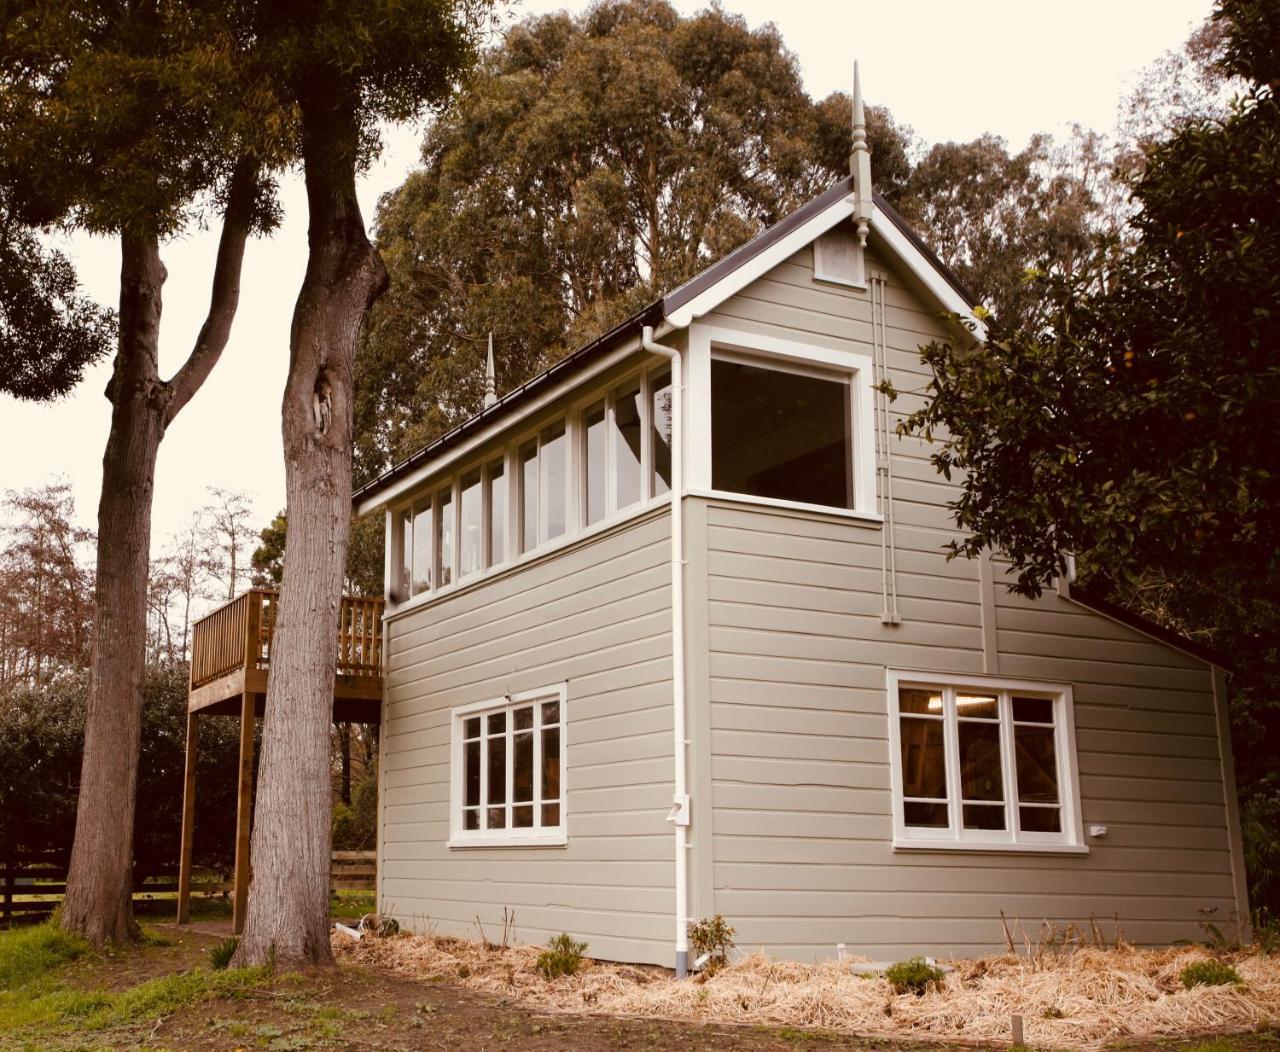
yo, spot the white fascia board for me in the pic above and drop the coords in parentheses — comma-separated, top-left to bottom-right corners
(354, 334, 648, 516)
(665, 195, 857, 328)
(870, 208, 988, 341)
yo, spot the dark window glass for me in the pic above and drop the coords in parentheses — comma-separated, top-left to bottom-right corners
(513, 805, 534, 828)
(1019, 806, 1061, 833)
(541, 726, 560, 801)
(464, 741, 480, 808)
(899, 688, 942, 715)
(900, 717, 946, 800)
(542, 802, 560, 827)
(958, 721, 1003, 801)
(963, 804, 1006, 830)
(903, 801, 948, 828)
(519, 442, 537, 553)
(513, 727, 533, 803)
(711, 358, 852, 509)
(1013, 696, 1054, 723)
(1015, 725, 1059, 803)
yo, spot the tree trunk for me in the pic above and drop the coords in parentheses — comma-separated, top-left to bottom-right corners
(61, 230, 167, 945)
(234, 89, 387, 969)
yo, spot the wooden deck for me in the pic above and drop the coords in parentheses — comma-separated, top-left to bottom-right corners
(188, 589, 383, 722)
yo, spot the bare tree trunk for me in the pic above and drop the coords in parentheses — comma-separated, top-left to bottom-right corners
(62, 163, 258, 946)
(61, 229, 166, 945)
(234, 89, 387, 969)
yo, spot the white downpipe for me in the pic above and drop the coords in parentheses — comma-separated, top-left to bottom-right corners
(641, 324, 690, 978)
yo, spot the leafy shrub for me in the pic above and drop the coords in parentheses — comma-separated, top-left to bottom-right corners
(688, 915, 736, 977)
(536, 933, 588, 979)
(208, 937, 238, 971)
(885, 956, 945, 996)
(1180, 959, 1242, 989)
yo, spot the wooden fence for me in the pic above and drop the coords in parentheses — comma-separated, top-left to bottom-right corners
(1, 850, 377, 927)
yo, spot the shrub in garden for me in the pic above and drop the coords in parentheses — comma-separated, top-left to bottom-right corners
(688, 915, 736, 977)
(1180, 959, 1242, 989)
(885, 956, 945, 995)
(536, 933, 588, 979)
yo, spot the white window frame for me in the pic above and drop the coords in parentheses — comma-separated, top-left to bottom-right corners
(448, 684, 568, 848)
(886, 669, 1086, 854)
(685, 324, 879, 521)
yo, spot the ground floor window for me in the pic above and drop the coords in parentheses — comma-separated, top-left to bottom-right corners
(887, 670, 1083, 851)
(450, 685, 566, 846)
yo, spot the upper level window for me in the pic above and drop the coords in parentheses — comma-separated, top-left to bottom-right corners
(651, 368, 673, 496)
(888, 671, 1083, 852)
(436, 486, 453, 588)
(613, 382, 642, 510)
(711, 355, 853, 511)
(459, 470, 482, 580)
(451, 685, 567, 847)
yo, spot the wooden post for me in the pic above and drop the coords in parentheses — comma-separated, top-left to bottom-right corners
(176, 712, 198, 924)
(232, 692, 256, 934)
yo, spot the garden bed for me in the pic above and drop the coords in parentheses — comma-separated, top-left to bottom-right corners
(334, 930, 1280, 1049)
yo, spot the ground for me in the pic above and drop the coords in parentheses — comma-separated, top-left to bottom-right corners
(0, 923, 1276, 1052)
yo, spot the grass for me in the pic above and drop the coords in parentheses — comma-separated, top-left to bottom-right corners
(0, 921, 270, 1040)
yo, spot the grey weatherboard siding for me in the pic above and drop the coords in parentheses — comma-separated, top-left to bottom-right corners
(376, 235, 1246, 966)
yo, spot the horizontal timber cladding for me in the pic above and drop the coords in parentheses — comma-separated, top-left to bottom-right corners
(692, 241, 1239, 962)
(379, 506, 676, 966)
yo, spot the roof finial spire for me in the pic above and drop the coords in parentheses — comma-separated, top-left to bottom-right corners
(483, 332, 497, 408)
(850, 60, 873, 248)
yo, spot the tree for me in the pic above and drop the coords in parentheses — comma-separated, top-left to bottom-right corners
(891, 0, 1280, 915)
(0, 215, 114, 400)
(250, 511, 287, 588)
(232, 0, 490, 969)
(354, 0, 913, 482)
(202, 487, 256, 601)
(250, 509, 382, 596)
(1, 2, 278, 944)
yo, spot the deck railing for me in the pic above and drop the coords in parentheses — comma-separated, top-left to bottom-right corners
(190, 589, 383, 691)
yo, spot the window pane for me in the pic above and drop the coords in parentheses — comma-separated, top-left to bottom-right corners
(900, 717, 946, 799)
(651, 369, 672, 496)
(436, 488, 453, 588)
(513, 804, 533, 828)
(958, 721, 1003, 801)
(513, 729, 533, 803)
(463, 716, 480, 740)
(1020, 806, 1061, 833)
(400, 508, 413, 599)
(963, 804, 1006, 830)
(1013, 696, 1054, 724)
(614, 384, 642, 509)
(464, 809, 479, 831)
(459, 471, 482, 579)
(519, 442, 538, 553)
(542, 423, 566, 540)
(488, 460, 506, 565)
(584, 404, 606, 525)
(488, 806, 506, 829)
(542, 802, 560, 827)
(956, 692, 998, 719)
(541, 700, 559, 725)
(541, 726, 560, 801)
(899, 688, 942, 715)
(1015, 724, 1059, 803)
(710, 358, 852, 509)
(464, 740, 480, 808)
(903, 801, 948, 828)
(411, 504, 431, 595)
(513, 706, 533, 731)
(487, 731, 505, 807)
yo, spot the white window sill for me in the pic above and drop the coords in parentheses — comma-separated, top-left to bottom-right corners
(893, 838, 1089, 856)
(690, 488, 882, 523)
(448, 834, 568, 850)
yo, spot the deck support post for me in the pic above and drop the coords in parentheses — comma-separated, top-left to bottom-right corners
(176, 711, 198, 924)
(232, 692, 256, 935)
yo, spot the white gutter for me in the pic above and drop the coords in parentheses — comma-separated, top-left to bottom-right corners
(641, 324, 691, 979)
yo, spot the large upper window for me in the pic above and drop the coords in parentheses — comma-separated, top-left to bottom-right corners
(451, 685, 566, 846)
(710, 355, 853, 511)
(888, 672, 1082, 851)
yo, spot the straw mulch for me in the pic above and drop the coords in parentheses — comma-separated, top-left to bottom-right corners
(333, 931, 1280, 1048)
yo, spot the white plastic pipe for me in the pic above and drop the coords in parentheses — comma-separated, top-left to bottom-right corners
(641, 324, 690, 978)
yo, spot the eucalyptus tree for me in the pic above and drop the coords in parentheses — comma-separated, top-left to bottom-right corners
(1, 2, 280, 944)
(228, 0, 492, 968)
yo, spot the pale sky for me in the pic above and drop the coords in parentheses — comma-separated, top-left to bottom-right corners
(1, 0, 1213, 547)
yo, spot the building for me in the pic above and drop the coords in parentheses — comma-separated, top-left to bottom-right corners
(351, 73, 1249, 973)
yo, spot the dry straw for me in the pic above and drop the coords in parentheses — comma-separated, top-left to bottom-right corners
(333, 930, 1280, 1048)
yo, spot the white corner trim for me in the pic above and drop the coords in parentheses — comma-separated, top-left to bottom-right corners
(870, 208, 988, 341)
(665, 195, 857, 328)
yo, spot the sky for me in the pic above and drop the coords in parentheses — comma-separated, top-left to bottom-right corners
(1, 0, 1214, 548)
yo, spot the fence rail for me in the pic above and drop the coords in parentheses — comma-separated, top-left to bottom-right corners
(1, 851, 377, 926)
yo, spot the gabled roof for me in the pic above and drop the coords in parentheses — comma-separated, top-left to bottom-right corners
(352, 179, 979, 510)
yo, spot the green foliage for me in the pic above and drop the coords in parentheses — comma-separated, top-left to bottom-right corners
(892, 0, 1280, 917)
(0, 923, 88, 991)
(1180, 959, 1243, 988)
(884, 956, 945, 996)
(688, 914, 736, 977)
(332, 767, 379, 852)
(536, 933, 588, 979)
(208, 937, 238, 971)
(251, 510, 384, 596)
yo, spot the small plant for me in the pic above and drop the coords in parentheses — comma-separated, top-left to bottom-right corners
(1180, 959, 1242, 989)
(208, 937, 238, 971)
(536, 933, 588, 979)
(884, 956, 945, 996)
(688, 914, 736, 977)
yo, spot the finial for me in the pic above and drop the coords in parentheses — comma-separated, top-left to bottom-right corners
(483, 332, 497, 408)
(850, 60, 873, 248)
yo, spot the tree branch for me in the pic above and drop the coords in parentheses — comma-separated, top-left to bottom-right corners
(163, 157, 259, 426)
